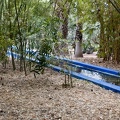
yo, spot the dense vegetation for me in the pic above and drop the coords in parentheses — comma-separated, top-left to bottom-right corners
(0, 0, 120, 73)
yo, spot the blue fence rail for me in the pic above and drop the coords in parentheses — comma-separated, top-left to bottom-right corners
(6, 50, 120, 93)
(52, 56, 120, 75)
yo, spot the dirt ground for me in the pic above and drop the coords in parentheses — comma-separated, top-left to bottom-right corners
(0, 55, 120, 120)
(73, 52, 120, 70)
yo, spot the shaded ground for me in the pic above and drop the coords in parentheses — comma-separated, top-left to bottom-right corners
(0, 55, 120, 120)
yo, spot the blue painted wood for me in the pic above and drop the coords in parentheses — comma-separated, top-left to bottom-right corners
(68, 63, 120, 78)
(53, 56, 120, 75)
(11, 46, 119, 75)
(49, 64, 120, 93)
(7, 51, 20, 59)
(12, 48, 120, 76)
(6, 51, 120, 93)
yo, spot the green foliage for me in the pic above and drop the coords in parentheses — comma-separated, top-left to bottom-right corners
(39, 38, 52, 55)
(0, 0, 120, 71)
(32, 55, 47, 77)
(91, 0, 120, 62)
(31, 38, 52, 76)
(0, 36, 13, 61)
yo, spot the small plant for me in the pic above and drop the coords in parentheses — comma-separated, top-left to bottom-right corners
(62, 74, 73, 88)
(54, 46, 73, 88)
(63, 63, 73, 88)
(32, 54, 47, 78)
(31, 38, 52, 77)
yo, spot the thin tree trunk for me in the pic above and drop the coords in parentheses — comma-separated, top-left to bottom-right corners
(11, 47, 16, 70)
(14, 0, 23, 71)
(23, 40, 27, 76)
(28, 40, 31, 71)
(8, 0, 16, 70)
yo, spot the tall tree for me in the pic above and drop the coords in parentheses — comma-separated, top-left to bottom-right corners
(74, 0, 84, 57)
(92, 0, 120, 63)
(74, 22, 83, 57)
(55, 0, 72, 39)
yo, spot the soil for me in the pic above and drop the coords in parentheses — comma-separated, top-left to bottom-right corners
(0, 54, 120, 120)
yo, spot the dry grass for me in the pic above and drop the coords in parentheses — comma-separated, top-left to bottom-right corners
(0, 58, 120, 120)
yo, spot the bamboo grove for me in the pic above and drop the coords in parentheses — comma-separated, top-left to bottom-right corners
(0, 0, 120, 73)
(93, 0, 120, 63)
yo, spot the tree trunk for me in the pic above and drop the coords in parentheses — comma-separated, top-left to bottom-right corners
(23, 40, 27, 76)
(14, 0, 24, 71)
(54, 1, 71, 56)
(11, 47, 16, 70)
(74, 23, 83, 57)
(8, 0, 16, 70)
(74, 41, 83, 57)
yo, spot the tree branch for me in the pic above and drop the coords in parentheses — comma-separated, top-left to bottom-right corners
(109, 0, 120, 13)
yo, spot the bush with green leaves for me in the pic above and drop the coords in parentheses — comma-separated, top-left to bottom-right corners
(0, 37, 12, 62)
(31, 38, 52, 77)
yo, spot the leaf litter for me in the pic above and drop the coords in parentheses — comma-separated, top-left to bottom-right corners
(0, 58, 120, 120)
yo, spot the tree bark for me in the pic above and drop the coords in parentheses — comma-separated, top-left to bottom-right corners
(74, 41, 83, 57)
(11, 47, 16, 70)
(74, 23, 83, 57)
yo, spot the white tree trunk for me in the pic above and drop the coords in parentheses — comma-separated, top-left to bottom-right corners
(74, 41, 83, 57)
